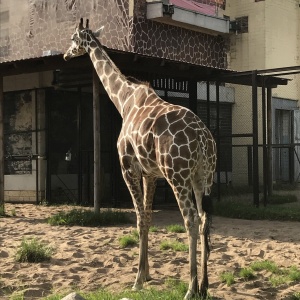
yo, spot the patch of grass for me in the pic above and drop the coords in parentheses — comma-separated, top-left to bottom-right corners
(291, 292, 300, 300)
(43, 281, 211, 300)
(149, 226, 159, 233)
(9, 291, 25, 300)
(213, 200, 300, 221)
(0, 204, 5, 217)
(166, 224, 186, 233)
(131, 229, 139, 240)
(269, 266, 300, 287)
(239, 268, 255, 280)
(15, 237, 54, 263)
(248, 261, 300, 287)
(220, 271, 235, 286)
(119, 234, 138, 248)
(160, 240, 188, 252)
(269, 274, 289, 287)
(47, 209, 132, 226)
(266, 194, 298, 205)
(273, 183, 298, 191)
(287, 266, 300, 282)
(250, 260, 280, 274)
(164, 278, 188, 295)
(10, 208, 17, 216)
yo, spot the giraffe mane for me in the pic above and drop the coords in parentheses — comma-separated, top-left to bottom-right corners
(126, 76, 151, 87)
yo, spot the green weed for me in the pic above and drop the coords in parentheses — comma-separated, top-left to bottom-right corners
(166, 224, 186, 233)
(0, 204, 5, 217)
(291, 292, 300, 300)
(149, 226, 159, 233)
(15, 237, 54, 263)
(47, 209, 132, 226)
(267, 194, 298, 205)
(220, 271, 235, 286)
(119, 234, 138, 248)
(250, 260, 280, 273)
(239, 268, 255, 280)
(42, 281, 211, 300)
(160, 240, 188, 252)
(213, 199, 300, 221)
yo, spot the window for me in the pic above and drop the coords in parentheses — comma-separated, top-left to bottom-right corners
(235, 16, 248, 33)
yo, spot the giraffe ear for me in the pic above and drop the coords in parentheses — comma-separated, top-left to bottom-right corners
(93, 26, 104, 38)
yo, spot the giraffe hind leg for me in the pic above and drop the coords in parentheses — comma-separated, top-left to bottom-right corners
(166, 180, 200, 300)
(192, 175, 212, 296)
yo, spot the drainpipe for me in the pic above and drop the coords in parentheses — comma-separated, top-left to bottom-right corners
(0, 76, 4, 212)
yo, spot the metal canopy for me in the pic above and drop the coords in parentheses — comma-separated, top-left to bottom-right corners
(0, 49, 289, 88)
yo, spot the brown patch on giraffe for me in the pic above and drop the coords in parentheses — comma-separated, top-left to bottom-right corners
(169, 144, 179, 157)
(179, 144, 190, 158)
(173, 157, 188, 173)
(173, 131, 189, 147)
(179, 169, 190, 180)
(94, 47, 103, 60)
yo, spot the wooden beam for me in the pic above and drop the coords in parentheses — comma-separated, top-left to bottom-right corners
(93, 69, 101, 213)
(0, 76, 4, 214)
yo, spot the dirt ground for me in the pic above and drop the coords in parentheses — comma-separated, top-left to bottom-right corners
(0, 203, 299, 299)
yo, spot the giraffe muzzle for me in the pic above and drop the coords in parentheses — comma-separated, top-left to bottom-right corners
(63, 53, 71, 61)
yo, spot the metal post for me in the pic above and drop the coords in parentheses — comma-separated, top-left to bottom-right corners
(0, 76, 4, 214)
(188, 80, 198, 115)
(216, 81, 221, 201)
(206, 81, 210, 129)
(267, 87, 273, 196)
(35, 90, 39, 204)
(77, 87, 82, 205)
(262, 79, 268, 206)
(252, 71, 259, 207)
(93, 69, 101, 213)
(247, 146, 253, 185)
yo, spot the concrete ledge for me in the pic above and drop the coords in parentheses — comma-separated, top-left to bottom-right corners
(4, 190, 45, 203)
(146, 1, 229, 35)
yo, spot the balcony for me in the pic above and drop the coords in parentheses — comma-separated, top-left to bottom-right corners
(146, 0, 229, 35)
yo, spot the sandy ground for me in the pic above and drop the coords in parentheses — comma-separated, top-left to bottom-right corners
(0, 203, 299, 300)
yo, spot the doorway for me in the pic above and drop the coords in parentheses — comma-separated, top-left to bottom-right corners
(274, 109, 293, 182)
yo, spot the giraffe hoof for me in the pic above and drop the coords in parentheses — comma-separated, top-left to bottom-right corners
(132, 283, 143, 291)
(146, 275, 152, 282)
(183, 290, 194, 300)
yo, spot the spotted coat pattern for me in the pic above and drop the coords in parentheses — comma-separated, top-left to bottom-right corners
(64, 19, 217, 299)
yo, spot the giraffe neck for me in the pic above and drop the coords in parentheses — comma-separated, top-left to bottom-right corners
(85, 34, 133, 117)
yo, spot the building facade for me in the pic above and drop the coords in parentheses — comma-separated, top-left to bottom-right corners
(225, 0, 300, 184)
(1, 0, 296, 204)
(0, 0, 232, 204)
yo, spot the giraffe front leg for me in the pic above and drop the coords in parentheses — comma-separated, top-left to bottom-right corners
(119, 154, 148, 291)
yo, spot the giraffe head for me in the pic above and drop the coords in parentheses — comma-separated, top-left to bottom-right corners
(63, 18, 104, 61)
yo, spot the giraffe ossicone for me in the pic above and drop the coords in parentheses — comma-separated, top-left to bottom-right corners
(64, 18, 217, 299)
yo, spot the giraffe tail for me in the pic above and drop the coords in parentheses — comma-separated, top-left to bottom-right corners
(202, 195, 213, 258)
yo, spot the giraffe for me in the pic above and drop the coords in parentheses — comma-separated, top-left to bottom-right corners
(64, 18, 217, 299)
